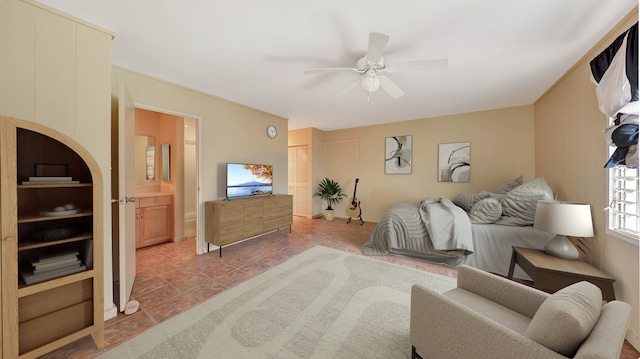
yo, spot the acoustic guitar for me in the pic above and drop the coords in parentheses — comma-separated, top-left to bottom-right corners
(345, 178, 361, 218)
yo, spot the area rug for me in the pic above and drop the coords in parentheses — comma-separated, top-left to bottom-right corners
(98, 245, 456, 359)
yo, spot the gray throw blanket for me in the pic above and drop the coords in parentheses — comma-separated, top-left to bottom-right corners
(419, 198, 473, 254)
(363, 198, 473, 265)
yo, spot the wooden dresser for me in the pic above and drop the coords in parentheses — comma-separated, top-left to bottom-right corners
(205, 195, 293, 255)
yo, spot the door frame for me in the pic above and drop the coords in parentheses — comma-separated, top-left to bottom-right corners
(133, 103, 204, 254)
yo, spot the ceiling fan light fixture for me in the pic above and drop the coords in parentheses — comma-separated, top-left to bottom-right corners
(361, 73, 380, 93)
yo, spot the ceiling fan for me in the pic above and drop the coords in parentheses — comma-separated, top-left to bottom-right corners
(304, 32, 448, 100)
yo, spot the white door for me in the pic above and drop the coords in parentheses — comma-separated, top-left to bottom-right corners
(118, 84, 137, 310)
(288, 145, 309, 217)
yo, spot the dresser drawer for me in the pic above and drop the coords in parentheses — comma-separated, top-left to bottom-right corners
(139, 195, 172, 208)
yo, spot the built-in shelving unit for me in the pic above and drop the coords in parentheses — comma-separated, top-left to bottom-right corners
(0, 116, 103, 359)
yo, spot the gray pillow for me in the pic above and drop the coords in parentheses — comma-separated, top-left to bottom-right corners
(500, 177, 554, 225)
(493, 175, 523, 194)
(468, 198, 502, 224)
(526, 281, 602, 356)
(452, 191, 490, 212)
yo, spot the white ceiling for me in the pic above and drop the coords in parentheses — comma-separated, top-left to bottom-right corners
(38, 0, 637, 131)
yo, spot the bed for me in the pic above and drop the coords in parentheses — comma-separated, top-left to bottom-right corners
(362, 177, 557, 279)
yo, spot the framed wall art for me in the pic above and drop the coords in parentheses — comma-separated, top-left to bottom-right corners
(385, 135, 412, 174)
(438, 142, 470, 182)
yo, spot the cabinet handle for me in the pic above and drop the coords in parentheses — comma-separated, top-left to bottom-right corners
(126, 196, 137, 203)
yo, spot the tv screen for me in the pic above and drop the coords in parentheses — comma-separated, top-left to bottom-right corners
(226, 163, 273, 199)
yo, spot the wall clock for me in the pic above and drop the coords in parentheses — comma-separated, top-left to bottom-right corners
(266, 125, 277, 138)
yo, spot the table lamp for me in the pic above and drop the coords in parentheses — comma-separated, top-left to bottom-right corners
(533, 201, 594, 260)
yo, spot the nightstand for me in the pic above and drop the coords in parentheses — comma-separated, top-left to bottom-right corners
(507, 246, 616, 301)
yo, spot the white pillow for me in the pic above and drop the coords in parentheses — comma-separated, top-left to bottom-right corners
(469, 198, 502, 224)
(526, 281, 602, 356)
(500, 177, 554, 225)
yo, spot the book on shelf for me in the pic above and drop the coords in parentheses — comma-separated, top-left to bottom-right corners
(28, 176, 73, 182)
(22, 263, 86, 285)
(22, 180, 80, 185)
(33, 260, 82, 274)
(33, 250, 80, 265)
(83, 238, 94, 268)
(33, 256, 81, 271)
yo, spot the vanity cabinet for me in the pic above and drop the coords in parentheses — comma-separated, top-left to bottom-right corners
(135, 195, 173, 248)
(0, 116, 104, 358)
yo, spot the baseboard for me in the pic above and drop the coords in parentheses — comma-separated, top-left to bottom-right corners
(104, 303, 118, 320)
(626, 328, 640, 351)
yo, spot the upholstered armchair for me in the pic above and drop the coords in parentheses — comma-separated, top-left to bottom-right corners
(410, 265, 631, 359)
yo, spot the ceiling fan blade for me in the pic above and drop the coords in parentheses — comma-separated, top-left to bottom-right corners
(332, 79, 361, 100)
(304, 67, 359, 74)
(379, 76, 405, 99)
(366, 32, 390, 64)
(386, 58, 448, 73)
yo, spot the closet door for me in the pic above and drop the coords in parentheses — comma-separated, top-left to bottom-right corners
(288, 146, 309, 218)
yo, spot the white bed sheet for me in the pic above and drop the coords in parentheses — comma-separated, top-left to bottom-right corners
(464, 223, 555, 280)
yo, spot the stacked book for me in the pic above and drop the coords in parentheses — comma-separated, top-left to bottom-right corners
(22, 176, 79, 185)
(22, 250, 86, 285)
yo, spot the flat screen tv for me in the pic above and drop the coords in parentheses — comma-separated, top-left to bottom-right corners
(226, 162, 273, 199)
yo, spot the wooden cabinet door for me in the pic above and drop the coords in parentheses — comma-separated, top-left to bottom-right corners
(243, 202, 263, 238)
(263, 195, 293, 231)
(139, 205, 171, 247)
(215, 201, 244, 246)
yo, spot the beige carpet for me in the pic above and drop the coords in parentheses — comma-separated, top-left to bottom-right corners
(98, 246, 456, 359)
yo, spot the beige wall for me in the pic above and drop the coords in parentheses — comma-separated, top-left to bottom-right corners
(310, 105, 536, 221)
(111, 66, 289, 248)
(0, 0, 114, 315)
(534, 9, 639, 348)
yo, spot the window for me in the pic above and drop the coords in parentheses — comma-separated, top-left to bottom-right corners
(607, 165, 639, 244)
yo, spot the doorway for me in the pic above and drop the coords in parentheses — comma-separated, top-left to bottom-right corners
(112, 104, 201, 311)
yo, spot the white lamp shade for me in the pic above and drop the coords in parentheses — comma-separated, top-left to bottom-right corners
(533, 201, 594, 237)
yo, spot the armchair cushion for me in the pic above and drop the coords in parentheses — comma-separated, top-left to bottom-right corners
(525, 281, 603, 357)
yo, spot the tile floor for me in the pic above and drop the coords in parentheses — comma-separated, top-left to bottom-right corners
(42, 216, 638, 358)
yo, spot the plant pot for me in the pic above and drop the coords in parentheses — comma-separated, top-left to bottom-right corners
(323, 209, 335, 221)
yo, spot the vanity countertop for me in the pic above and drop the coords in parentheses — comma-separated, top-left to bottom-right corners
(135, 192, 173, 198)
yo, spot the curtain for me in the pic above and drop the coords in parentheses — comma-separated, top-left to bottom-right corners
(590, 22, 638, 168)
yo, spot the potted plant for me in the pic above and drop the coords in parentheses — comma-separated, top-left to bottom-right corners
(313, 177, 346, 220)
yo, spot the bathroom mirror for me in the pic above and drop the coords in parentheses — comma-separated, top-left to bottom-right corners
(135, 135, 156, 186)
(162, 143, 171, 181)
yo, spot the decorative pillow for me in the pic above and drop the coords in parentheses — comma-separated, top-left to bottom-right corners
(452, 191, 490, 212)
(468, 198, 502, 224)
(500, 177, 554, 225)
(525, 281, 602, 357)
(492, 175, 523, 194)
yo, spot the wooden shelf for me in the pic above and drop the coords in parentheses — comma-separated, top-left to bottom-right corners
(18, 270, 94, 297)
(18, 234, 93, 251)
(18, 210, 93, 224)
